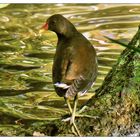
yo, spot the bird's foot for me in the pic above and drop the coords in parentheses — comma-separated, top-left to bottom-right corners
(77, 105, 89, 114)
(71, 125, 78, 136)
(77, 105, 99, 119)
(62, 117, 71, 122)
(62, 113, 98, 122)
(71, 124, 81, 136)
(70, 118, 82, 136)
(74, 114, 99, 119)
(62, 115, 82, 136)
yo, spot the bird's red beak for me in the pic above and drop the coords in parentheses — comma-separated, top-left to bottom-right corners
(41, 23, 48, 30)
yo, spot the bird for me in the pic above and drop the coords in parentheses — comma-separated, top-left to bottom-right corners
(41, 14, 98, 136)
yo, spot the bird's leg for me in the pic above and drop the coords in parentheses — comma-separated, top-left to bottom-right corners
(70, 93, 81, 136)
(70, 94, 78, 124)
(64, 97, 72, 114)
(63, 97, 98, 122)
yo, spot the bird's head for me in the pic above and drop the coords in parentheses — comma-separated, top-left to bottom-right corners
(41, 14, 77, 38)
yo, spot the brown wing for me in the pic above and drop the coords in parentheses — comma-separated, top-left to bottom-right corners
(64, 45, 97, 98)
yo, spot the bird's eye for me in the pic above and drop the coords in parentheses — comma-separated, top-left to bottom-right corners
(51, 20, 56, 24)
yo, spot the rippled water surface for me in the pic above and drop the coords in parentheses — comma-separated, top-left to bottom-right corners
(0, 4, 140, 120)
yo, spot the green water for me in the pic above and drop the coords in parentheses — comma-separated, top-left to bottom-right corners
(0, 4, 140, 121)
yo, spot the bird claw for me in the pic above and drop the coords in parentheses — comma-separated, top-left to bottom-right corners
(77, 105, 89, 114)
(62, 117, 71, 122)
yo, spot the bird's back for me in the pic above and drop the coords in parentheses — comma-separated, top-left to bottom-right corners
(53, 32, 98, 97)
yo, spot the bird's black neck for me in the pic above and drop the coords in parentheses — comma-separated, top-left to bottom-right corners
(56, 28, 78, 41)
(57, 33, 67, 40)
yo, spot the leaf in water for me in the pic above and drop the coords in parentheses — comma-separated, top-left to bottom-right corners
(105, 36, 140, 53)
(24, 52, 54, 59)
(0, 89, 35, 96)
(0, 45, 17, 52)
(0, 64, 41, 71)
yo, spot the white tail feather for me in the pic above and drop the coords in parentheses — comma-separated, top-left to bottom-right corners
(54, 82, 70, 89)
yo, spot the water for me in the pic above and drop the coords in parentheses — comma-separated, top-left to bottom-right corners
(0, 4, 140, 121)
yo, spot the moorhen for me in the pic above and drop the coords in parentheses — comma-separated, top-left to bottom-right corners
(42, 14, 98, 136)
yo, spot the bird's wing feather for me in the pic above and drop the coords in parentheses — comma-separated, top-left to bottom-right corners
(65, 75, 89, 98)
